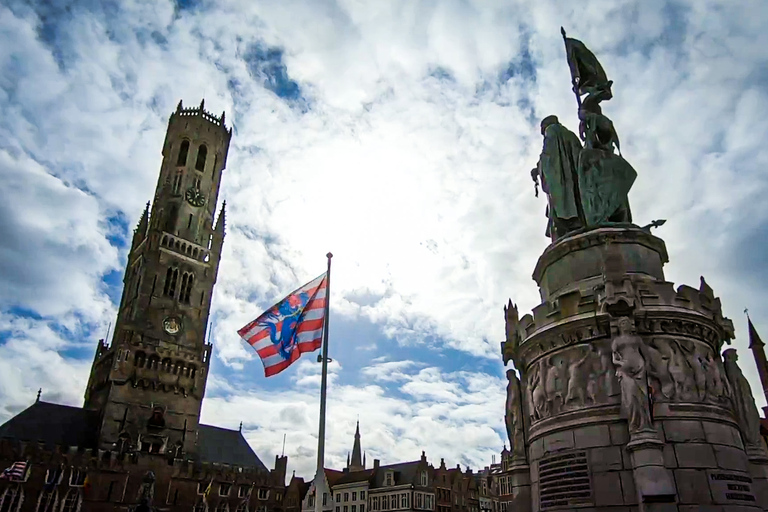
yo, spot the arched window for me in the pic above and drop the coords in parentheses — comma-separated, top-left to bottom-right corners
(179, 273, 194, 304)
(173, 170, 184, 194)
(0, 485, 22, 512)
(36, 489, 57, 512)
(60, 489, 81, 512)
(188, 364, 197, 379)
(164, 268, 179, 298)
(177, 140, 190, 166)
(134, 351, 146, 368)
(147, 355, 160, 370)
(195, 145, 208, 172)
(162, 358, 172, 372)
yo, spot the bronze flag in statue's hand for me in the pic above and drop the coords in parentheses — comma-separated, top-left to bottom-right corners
(561, 28, 611, 101)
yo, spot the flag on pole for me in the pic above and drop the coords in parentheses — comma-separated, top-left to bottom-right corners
(239, 273, 328, 377)
(0, 461, 27, 480)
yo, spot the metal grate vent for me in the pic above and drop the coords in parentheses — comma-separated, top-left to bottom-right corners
(539, 450, 593, 509)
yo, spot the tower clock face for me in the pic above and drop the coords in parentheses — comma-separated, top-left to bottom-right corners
(185, 187, 205, 207)
(163, 316, 182, 335)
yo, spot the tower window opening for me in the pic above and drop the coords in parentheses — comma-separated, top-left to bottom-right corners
(150, 275, 157, 296)
(195, 177, 201, 189)
(161, 358, 172, 372)
(188, 364, 197, 379)
(133, 351, 146, 367)
(164, 267, 179, 298)
(187, 214, 193, 229)
(195, 144, 208, 172)
(200, 291, 205, 306)
(180, 273, 194, 304)
(173, 170, 184, 194)
(177, 140, 190, 166)
(148, 355, 160, 370)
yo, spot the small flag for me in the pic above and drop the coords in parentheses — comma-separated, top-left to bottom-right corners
(83, 474, 92, 496)
(0, 461, 27, 480)
(203, 479, 213, 503)
(239, 273, 328, 377)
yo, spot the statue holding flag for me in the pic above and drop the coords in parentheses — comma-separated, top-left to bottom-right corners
(531, 29, 637, 240)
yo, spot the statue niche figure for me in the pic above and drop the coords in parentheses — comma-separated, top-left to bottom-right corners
(723, 349, 766, 455)
(504, 369, 526, 462)
(611, 317, 654, 436)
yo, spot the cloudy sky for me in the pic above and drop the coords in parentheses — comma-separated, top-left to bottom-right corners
(1, 0, 768, 480)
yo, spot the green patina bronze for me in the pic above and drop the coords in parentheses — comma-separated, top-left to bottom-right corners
(531, 29, 637, 240)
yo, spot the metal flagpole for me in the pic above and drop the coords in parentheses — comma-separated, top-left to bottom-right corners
(315, 252, 333, 512)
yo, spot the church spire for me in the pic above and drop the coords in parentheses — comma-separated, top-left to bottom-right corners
(746, 310, 768, 416)
(349, 420, 363, 471)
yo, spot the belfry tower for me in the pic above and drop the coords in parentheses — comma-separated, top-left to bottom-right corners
(83, 100, 232, 456)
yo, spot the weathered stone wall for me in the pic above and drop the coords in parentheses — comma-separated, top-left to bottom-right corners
(502, 227, 768, 512)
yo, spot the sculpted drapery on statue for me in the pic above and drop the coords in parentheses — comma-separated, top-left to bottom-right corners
(505, 369, 526, 462)
(531, 29, 637, 240)
(723, 349, 766, 455)
(532, 116, 584, 240)
(611, 317, 654, 436)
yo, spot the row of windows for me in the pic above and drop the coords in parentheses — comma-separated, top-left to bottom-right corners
(195, 483, 273, 500)
(335, 504, 365, 512)
(370, 493, 410, 511)
(193, 502, 266, 512)
(164, 267, 195, 303)
(177, 140, 209, 172)
(336, 491, 366, 502)
(0, 486, 81, 512)
(161, 235, 206, 260)
(130, 351, 198, 378)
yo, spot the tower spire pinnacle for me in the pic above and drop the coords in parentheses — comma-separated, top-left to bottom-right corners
(746, 310, 768, 415)
(349, 420, 363, 471)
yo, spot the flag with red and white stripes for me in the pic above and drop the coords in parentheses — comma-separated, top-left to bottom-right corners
(0, 461, 27, 480)
(238, 273, 328, 377)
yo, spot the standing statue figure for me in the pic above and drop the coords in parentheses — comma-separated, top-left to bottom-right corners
(723, 349, 765, 454)
(504, 369, 527, 462)
(531, 115, 584, 240)
(612, 317, 654, 435)
(561, 29, 636, 228)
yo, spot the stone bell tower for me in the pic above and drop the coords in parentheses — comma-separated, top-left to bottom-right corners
(84, 99, 232, 456)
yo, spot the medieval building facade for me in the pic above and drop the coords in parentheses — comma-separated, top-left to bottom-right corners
(0, 101, 287, 512)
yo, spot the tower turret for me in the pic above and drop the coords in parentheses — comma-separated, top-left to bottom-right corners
(84, 100, 231, 457)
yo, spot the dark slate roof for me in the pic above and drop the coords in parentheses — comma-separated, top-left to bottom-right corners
(335, 469, 375, 486)
(197, 424, 268, 472)
(372, 461, 422, 488)
(0, 401, 100, 449)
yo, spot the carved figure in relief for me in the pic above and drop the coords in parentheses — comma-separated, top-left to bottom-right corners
(505, 370, 526, 461)
(529, 364, 547, 421)
(612, 317, 654, 434)
(679, 340, 709, 401)
(544, 356, 565, 413)
(653, 338, 696, 401)
(565, 347, 593, 406)
(642, 342, 675, 400)
(709, 352, 731, 400)
(723, 349, 764, 449)
(598, 345, 618, 397)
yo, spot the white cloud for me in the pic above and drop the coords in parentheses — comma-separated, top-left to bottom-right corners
(1, 0, 768, 483)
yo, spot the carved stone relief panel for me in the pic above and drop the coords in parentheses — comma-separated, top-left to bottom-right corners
(524, 340, 620, 424)
(642, 336, 731, 406)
